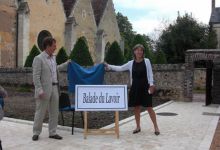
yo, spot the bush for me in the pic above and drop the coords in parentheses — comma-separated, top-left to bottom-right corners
(24, 45, 40, 67)
(105, 41, 124, 65)
(56, 47, 68, 65)
(69, 37, 93, 66)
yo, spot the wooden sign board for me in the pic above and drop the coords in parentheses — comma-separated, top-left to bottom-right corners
(75, 85, 128, 111)
(75, 85, 128, 139)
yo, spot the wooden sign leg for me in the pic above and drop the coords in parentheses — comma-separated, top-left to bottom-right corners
(115, 111, 119, 138)
(84, 111, 87, 139)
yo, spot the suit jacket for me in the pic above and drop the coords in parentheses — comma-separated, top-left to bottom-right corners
(33, 51, 69, 99)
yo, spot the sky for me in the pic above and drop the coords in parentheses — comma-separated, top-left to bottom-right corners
(113, 0, 220, 39)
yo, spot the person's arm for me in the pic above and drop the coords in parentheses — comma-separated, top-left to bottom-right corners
(146, 59, 155, 94)
(57, 59, 71, 71)
(33, 57, 44, 97)
(106, 61, 130, 72)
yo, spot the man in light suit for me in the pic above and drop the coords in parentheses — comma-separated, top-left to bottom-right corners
(32, 37, 69, 141)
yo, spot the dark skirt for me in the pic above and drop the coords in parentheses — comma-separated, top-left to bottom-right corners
(128, 82, 152, 107)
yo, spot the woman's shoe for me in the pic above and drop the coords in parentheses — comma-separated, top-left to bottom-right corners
(133, 128, 141, 134)
(154, 131, 160, 136)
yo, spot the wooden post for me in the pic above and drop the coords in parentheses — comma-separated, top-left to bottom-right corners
(115, 111, 119, 139)
(83, 111, 119, 139)
(84, 111, 88, 139)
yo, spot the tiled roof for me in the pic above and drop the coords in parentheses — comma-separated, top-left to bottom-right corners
(62, 0, 76, 17)
(91, 0, 108, 26)
(210, 7, 220, 24)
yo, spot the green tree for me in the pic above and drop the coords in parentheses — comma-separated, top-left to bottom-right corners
(69, 37, 93, 66)
(24, 45, 40, 67)
(105, 41, 124, 65)
(56, 47, 68, 65)
(157, 13, 217, 63)
(116, 12, 136, 59)
(154, 49, 167, 64)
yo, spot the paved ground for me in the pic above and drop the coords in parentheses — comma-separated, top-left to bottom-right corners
(0, 100, 220, 150)
(210, 117, 220, 150)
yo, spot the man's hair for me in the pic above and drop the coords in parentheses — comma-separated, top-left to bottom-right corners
(42, 37, 56, 50)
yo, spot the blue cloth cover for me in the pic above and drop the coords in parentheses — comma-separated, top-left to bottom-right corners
(67, 61, 104, 93)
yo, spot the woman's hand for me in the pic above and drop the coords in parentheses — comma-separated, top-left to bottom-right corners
(148, 85, 156, 94)
(103, 62, 110, 71)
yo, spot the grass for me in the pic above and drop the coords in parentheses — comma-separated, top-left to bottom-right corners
(16, 85, 32, 92)
(193, 87, 205, 94)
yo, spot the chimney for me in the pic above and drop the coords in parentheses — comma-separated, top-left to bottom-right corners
(212, 0, 215, 12)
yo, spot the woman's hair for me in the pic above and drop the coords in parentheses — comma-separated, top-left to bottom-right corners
(132, 44, 145, 59)
(43, 37, 56, 50)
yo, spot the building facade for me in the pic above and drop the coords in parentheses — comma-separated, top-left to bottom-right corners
(210, 0, 220, 48)
(0, 0, 121, 67)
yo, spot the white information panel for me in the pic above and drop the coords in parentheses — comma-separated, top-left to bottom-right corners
(75, 85, 128, 111)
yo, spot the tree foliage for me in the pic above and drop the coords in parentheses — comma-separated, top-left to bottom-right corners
(116, 12, 135, 47)
(154, 49, 167, 64)
(157, 13, 217, 63)
(56, 47, 68, 65)
(24, 45, 40, 67)
(69, 37, 93, 66)
(116, 12, 135, 59)
(116, 12, 155, 62)
(105, 41, 124, 65)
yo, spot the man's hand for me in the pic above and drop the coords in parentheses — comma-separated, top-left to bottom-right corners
(38, 90, 45, 99)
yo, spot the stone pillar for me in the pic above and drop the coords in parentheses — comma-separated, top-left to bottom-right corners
(95, 30, 106, 63)
(17, 2, 30, 67)
(64, 17, 77, 55)
(184, 52, 193, 101)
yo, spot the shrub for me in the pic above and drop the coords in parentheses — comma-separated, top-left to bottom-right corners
(24, 45, 40, 67)
(105, 41, 124, 65)
(69, 37, 93, 66)
(56, 47, 68, 65)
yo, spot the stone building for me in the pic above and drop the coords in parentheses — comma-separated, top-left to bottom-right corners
(210, 0, 220, 48)
(0, 0, 121, 67)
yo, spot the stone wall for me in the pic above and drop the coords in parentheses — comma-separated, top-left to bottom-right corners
(193, 68, 206, 90)
(0, 64, 190, 101)
(153, 64, 186, 101)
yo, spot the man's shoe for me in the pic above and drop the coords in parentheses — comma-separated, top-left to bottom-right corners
(0, 140, 2, 150)
(49, 134, 62, 140)
(32, 135, 39, 141)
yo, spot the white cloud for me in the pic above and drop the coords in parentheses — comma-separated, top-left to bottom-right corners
(113, 0, 213, 36)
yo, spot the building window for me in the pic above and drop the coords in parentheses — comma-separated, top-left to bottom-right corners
(37, 30, 52, 51)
